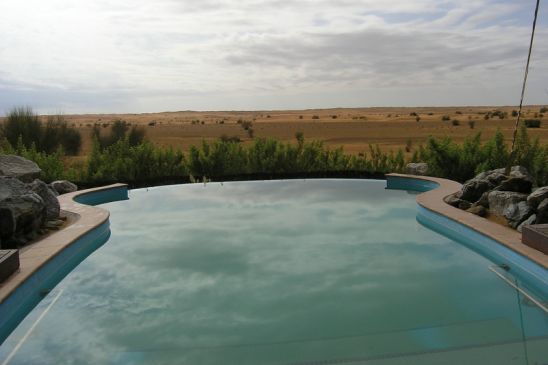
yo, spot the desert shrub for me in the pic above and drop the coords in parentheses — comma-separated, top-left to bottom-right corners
(452, 119, 460, 126)
(1, 107, 42, 150)
(42, 115, 82, 155)
(524, 119, 541, 128)
(415, 116, 421, 122)
(87, 138, 186, 183)
(93, 119, 145, 149)
(405, 139, 413, 152)
(468, 120, 475, 129)
(410, 112, 418, 117)
(0, 107, 81, 155)
(512, 110, 518, 117)
(312, 115, 320, 120)
(299, 115, 303, 119)
(148, 121, 157, 126)
(455, 111, 462, 115)
(540, 106, 548, 114)
(332, 115, 337, 119)
(416, 134, 483, 182)
(414, 127, 547, 185)
(442, 115, 450, 121)
(220, 135, 241, 143)
(241, 121, 253, 130)
(485, 110, 507, 120)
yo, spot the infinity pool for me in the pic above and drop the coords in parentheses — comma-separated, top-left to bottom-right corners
(1, 179, 547, 364)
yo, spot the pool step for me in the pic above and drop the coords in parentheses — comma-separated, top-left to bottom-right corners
(0, 250, 19, 284)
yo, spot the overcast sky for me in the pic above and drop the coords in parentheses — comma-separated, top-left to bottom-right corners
(0, 0, 546, 114)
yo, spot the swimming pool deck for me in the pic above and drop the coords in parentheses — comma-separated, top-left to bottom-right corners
(0, 184, 126, 306)
(387, 173, 547, 269)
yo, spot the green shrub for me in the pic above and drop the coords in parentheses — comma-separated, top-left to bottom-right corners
(524, 119, 541, 128)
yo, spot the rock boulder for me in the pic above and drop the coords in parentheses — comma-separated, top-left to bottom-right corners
(406, 163, 429, 176)
(495, 176, 532, 194)
(0, 155, 42, 183)
(488, 191, 528, 217)
(50, 180, 77, 195)
(503, 201, 533, 228)
(536, 198, 548, 224)
(0, 177, 46, 248)
(466, 205, 487, 217)
(29, 179, 60, 220)
(527, 187, 548, 209)
(457, 179, 491, 203)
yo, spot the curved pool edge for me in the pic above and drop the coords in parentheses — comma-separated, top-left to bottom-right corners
(386, 173, 547, 294)
(0, 183, 128, 345)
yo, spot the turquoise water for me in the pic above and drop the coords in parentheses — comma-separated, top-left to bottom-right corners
(1, 179, 547, 364)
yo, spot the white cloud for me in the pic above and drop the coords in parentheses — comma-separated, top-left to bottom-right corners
(0, 0, 546, 113)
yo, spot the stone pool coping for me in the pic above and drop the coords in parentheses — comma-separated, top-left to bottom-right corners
(0, 183, 127, 306)
(386, 173, 547, 269)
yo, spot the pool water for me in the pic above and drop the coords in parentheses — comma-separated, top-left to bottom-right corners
(1, 180, 547, 364)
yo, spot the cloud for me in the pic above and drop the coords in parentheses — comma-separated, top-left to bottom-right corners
(0, 0, 546, 113)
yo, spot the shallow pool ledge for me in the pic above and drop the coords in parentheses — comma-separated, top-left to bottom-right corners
(386, 173, 547, 271)
(0, 183, 128, 344)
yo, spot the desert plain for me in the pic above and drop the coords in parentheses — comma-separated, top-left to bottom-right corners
(18, 106, 548, 157)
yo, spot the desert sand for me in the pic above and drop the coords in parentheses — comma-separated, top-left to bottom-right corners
(34, 106, 548, 156)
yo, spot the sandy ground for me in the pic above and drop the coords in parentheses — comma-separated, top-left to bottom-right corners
(14, 106, 548, 156)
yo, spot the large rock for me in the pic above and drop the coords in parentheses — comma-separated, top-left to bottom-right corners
(466, 205, 487, 217)
(536, 198, 548, 224)
(0, 208, 15, 241)
(29, 179, 60, 220)
(517, 214, 536, 233)
(0, 155, 42, 183)
(488, 191, 528, 217)
(0, 177, 46, 248)
(475, 166, 532, 182)
(476, 191, 490, 208)
(406, 163, 428, 176)
(457, 179, 491, 203)
(503, 201, 533, 228)
(495, 176, 532, 194)
(445, 194, 465, 208)
(50, 180, 77, 195)
(527, 187, 548, 209)
(505, 166, 532, 180)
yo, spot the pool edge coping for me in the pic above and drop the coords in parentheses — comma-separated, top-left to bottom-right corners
(0, 183, 127, 306)
(386, 173, 547, 269)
